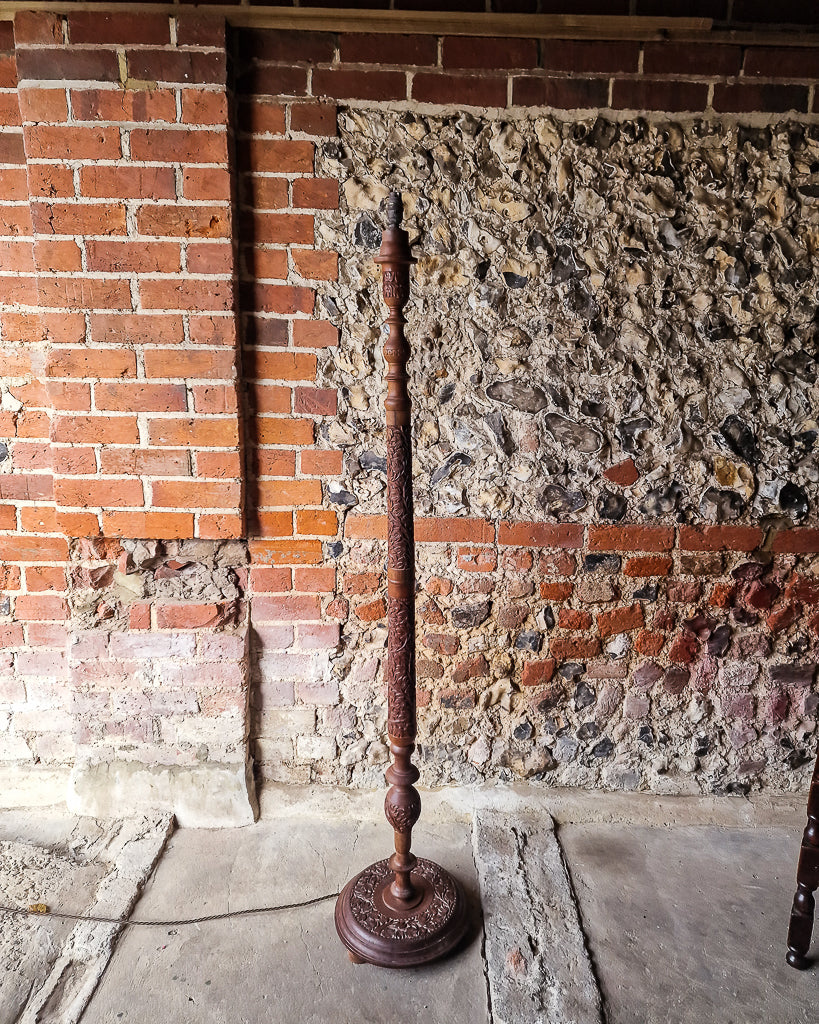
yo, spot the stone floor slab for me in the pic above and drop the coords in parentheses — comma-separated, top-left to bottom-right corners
(475, 811, 603, 1024)
(560, 823, 815, 1024)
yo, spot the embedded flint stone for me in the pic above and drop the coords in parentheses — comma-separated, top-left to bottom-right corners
(485, 380, 549, 413)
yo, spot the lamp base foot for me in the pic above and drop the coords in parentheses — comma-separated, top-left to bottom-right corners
(335, 856, 468, 969)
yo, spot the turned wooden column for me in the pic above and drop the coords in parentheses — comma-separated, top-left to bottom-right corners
(786, 751, 819, 968)
(335, 191, 468, 968)
(380, 191, 423, 907)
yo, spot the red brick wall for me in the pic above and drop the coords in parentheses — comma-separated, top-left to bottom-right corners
(0, 8, 817, 804)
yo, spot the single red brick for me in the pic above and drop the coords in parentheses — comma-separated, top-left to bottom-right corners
(291, 250, 338, 282)
(743, 47, 819, 79)
(130, 128, 228, 164)
(293, 320, 338, 348)
(289, 102, 338, 136)
(540, 581, 573, 601)
(635, 630, 665, 656)
(181, 167, 231, 203)
(326, 596, 349, 621)
(549, 637, 601, 661)
(243, 27, 335, 63)
(292, 177, 339, 209)
(612, 79, 709, 112)
(176, 14, 224, 47)
(255, 419, 315, 446)
(558, 608, 592, 630)
(416, 518, 494, 544)
(68, 11, 170, 44)
(513, 76, 608, 108)
(241, 137, 314, 173)
(81, 166, 176, 200)
(643, 42, 742, 76)
(295, 567, 337, 595)
(680, 551, 725, 576)
(772, 529, 819, 554)
(148, 417, 239, 449)
(294, 387, 337, 415)
(786, 575, 819, 605)
(541, 39, 639, 73)
(680, 525, 762, 552)
(17, 88, 68, 124)
(443, 36, 537, 69)
(744, 579, 780, 612)
(419, 598, 445, 625)
(181, 89, 228, 126)
(71, 87, 177, 123)
(299, 450, 342, 476)
(597, 603, 644, 638)
(521, 658, 556, 686)
(452, 654, 489, 684)
(128, 603, 151, 630)
(413, 72, 507, 106)
(32, 201, 127, 236)
(240, 66, 308, 98)
(16, 47, 119, 82)
(156, 602, 231, 629)
(500, 522, 583, 548)
(14, 11, 63, 44)
(624, 555, 673, 577)
(713, 83, 808, 114)
(340, 33, 436, 65)
(314, 68, 406, 102)
(14, 594, 67, 621)
(295, 509, 337, 537)
(249, 513, 293, 539)
(26, 124, 121, 160)
(127, 50, 225, 86)
(144, 349, 235, 380)
(252, 594, 321, 621)
(590, 525, 674, 552)
(603, 458, 639, 487)
(667, 580, 702, 604)
(245, 212, 314, 245)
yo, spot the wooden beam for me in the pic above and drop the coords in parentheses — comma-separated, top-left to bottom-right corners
(0, 3, 713, 40)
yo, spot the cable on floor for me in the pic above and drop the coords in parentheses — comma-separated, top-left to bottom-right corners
(0, 891, 340, 928)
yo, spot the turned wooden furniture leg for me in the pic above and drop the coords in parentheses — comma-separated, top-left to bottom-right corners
(787, 750, 819, 969)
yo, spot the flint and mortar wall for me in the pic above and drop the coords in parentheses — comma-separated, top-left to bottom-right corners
(0, 5, 818, 819)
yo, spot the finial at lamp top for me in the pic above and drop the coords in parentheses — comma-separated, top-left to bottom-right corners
(385, 191, 403, 229)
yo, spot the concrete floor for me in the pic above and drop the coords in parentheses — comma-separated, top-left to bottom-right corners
(1, 788, 816, 1024)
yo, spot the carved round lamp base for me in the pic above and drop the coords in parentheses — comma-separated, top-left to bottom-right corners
(335, 857, 468, 969)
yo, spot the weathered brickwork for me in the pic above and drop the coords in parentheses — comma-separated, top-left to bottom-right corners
(0, 9, 818, 811)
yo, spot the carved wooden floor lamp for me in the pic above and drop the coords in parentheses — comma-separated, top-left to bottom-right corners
(335, 193, 469, 968)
